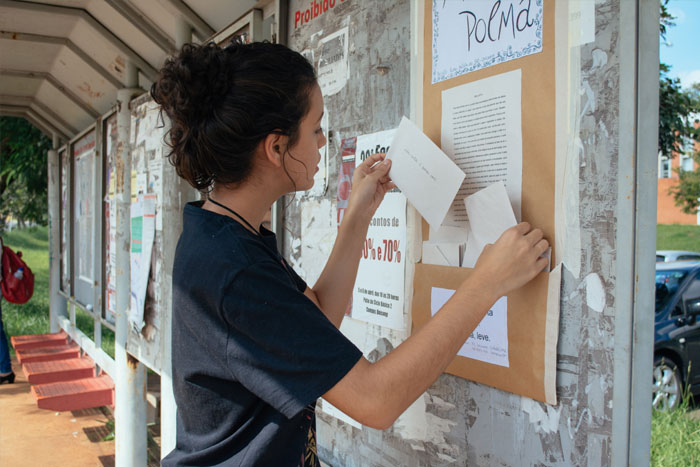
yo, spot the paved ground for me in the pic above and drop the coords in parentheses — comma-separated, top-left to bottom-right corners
(0, 357, 115, 466)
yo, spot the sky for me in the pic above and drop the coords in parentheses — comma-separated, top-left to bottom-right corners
(661, 0, 700, 88)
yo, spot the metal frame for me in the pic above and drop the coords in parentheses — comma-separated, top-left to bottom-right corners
(210, 9, 264, 45)
(611, 0, 659, 465)
(163, 0, 215, 41)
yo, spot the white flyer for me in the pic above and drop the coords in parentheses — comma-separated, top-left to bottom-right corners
(431, 287, 509, 367)
(129, 193, 156, 329)
(317, 27, 349, 96)
(432, 0, 543, 83)
(441, 69, 523, 226)
(351, 194, 407, 330)
(387, 117, 465, 229)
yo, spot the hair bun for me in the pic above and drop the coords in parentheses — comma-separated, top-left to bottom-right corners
(152, 42, 234, 125)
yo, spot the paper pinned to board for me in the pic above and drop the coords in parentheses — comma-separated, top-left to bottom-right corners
(422, 242, 461, 267)
(387, 117, 465, 229)
(460, 183, 517, 268)
(465, 183, 517, 246)
(431, 287, 509, 367)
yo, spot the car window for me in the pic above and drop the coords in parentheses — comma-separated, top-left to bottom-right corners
(655, 270, 690, 313)
(677, 255, 700, 261)
(681, 275, 700, 315)
(656, 255, 666, 262)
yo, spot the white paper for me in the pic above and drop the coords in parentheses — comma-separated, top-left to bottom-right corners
(129, 193, 156, 329)
(355, 129, 396, 164)
(432, 0, 543, 83)
(309, 106, 330, 197)
(319, 398, 362, 429)
(352, 194, 407, 330)
(461, 230, 481, 269)
(441, 69, 523, 226)
(569, 0, 595, 47)
(317, 27, 348, 96)
(429, 225, 469, 244)
(422, 241, 460, 267)
(387, 117, 465, 229)
(464, 183, 517, 245)
(461, 183, 518, 268)
(431, 287, 509, 367)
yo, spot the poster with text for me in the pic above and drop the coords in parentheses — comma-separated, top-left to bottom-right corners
(349, 129, 406, 330)
(432, 0, 543, 83)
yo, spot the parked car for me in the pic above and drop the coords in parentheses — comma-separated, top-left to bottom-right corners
(656, 250, 700, 262)
(653, 260, 700, 410)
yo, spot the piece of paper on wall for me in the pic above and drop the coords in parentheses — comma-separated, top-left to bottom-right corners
(317, 27, 348, 96)
(351, 193, 407, 330)
(569, 0, 595, 47)
(129, 194, 156, 329)
(441, 69, 523, 226)
(387, 117, 465, 229)
(432, 0, 543, 83)
(431, 287, 509, 367)
(461, 182, 517, 268)
(422, 241, 460, 267)
(309, 107, 330, 197)
(148, 158, 164, 230)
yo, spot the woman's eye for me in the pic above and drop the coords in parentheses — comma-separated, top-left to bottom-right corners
(315, 127, 323, 134)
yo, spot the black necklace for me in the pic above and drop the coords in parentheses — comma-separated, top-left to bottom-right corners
(208, 197, 297, 285)
(208, 197, 261, 236)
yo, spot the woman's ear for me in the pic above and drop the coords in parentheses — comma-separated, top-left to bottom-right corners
(262, 132, 288, 168)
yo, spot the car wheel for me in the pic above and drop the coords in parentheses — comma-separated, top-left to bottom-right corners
(652, 356, 682, 411)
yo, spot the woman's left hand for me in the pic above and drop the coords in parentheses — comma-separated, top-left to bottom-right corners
(347, 153, 396, 222)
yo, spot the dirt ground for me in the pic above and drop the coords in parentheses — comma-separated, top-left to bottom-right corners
(0, 357, 116, 467)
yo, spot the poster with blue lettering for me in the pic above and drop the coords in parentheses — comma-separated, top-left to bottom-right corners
(432, 0, 543, 83)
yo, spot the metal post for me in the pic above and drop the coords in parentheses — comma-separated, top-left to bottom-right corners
(160, 16, 193, 459)
(175, 17, 192, 50)
(114, 83, 147, 466)
(48, 134, 66, 333)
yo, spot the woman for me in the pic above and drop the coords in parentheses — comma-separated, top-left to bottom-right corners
(153, 41, 549, 466)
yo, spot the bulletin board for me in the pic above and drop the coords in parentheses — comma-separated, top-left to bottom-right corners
(413, 0, 559, 404)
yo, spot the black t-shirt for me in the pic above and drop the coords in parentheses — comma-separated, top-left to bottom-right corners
(162, 202, 363, 466)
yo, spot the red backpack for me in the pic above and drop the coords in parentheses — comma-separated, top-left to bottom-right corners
(1, 241, 34, 304)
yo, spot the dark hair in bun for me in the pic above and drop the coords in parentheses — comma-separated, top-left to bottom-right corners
(151, 40, 316, 191)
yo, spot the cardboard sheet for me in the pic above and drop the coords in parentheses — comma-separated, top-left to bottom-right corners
(416, 0, 559, 404)
(412, 263, 554, 404)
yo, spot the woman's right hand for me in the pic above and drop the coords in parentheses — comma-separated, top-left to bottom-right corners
(471, 222, 549, 300)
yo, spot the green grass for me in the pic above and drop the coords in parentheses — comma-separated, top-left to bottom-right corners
(1, 226, 114, 359)
(2, 227, 51, 356)
(651, 390, 700, 466)
(657, 224, 700, 252)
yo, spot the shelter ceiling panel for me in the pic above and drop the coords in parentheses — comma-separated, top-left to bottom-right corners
(68, 21, 128, 85)
(0, 39, 61, 72)
(183, 0, 258, 32)
(85, 0, 171, 64)
(0, 75, 42, 95)
(133, 0, 180, 44)
(50, 47, 117, 113)
(0, 5, 78, 37)
(36, 80, 92, 132)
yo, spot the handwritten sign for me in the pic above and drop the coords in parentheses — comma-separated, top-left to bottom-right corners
(432, 0, 543, 83)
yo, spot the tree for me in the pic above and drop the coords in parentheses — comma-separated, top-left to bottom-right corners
(658, 1, 700, 214)
(0, 116, 51, 230)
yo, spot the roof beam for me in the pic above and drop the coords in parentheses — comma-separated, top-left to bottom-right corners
(0, 0, 158, 80)
(0, 97, 78, 135)
(0, 105, 70, 140)
(0, 68, 99, 118)
(103, 0, 176, 53)
(162, 0, 215, 41)
(0, 31, 123, 89)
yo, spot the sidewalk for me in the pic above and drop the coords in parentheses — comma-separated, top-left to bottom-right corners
(0, 356, 115, 466)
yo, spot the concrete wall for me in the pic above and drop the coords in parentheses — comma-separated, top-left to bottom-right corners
(283, 1, 646, 465)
